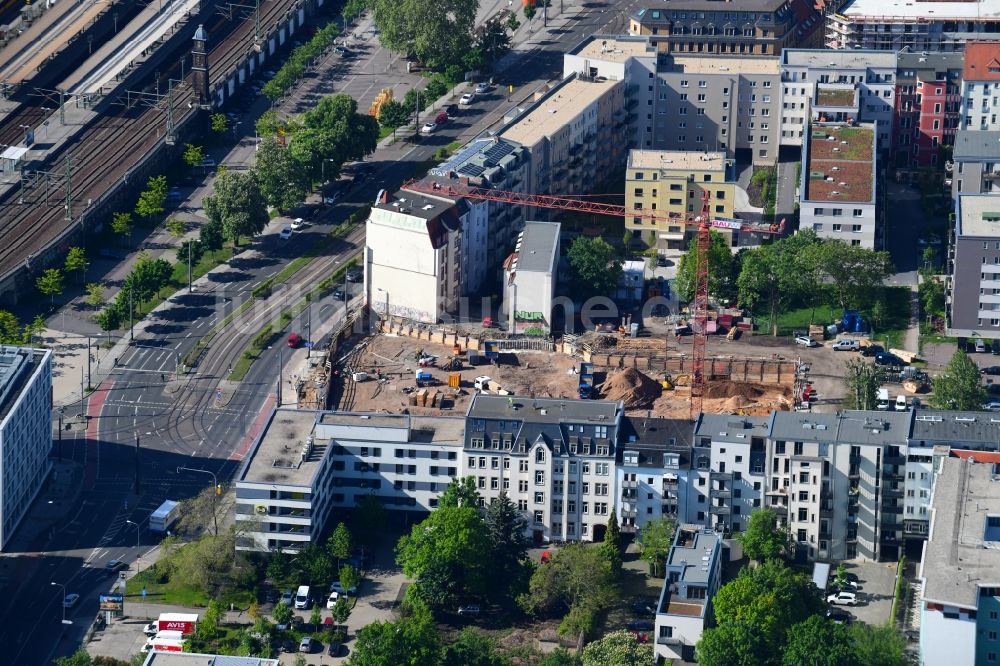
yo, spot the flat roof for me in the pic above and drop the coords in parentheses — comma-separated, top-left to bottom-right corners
(0, 346, 47, 424)
(781, 48, 897, 69)
(666, 528, 721, 585)
(143, 653, 278, 666)
(500, 77, 619, 147)
(571, 35, 655, 63)
(896, 50, 965, 70)
(239, 409, 324, 487)
(958, 194, 1000, 238)
(634, 0, 790, 16)
(665, 55, 780, 75)
(804, 124, 875, 203)
(922, 458, 1000, 609)
(953, 130, 1000, 160)
(696, 414, 769, 442)
(320, 412, 465, 445)
(468, 393, 621, 423)
(319, 412, 406, 429)
(839, 0, 1000, 20)
(910, 410, 1000, 446)
(375, 189, 456, 222)
(629, 149, 727, 172)
(769, 410, 911, 445)
(410, 416, 466, 444)
(510, 221, 560, 273)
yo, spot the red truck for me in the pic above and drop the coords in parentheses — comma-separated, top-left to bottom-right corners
(157, 612, 198, 635)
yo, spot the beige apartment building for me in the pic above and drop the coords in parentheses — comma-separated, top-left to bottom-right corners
(625, 150, 736, 250)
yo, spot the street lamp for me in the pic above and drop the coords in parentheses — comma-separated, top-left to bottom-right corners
(321, 157, 336, 183)
(177, 467, 219, 535)
(50, 581, 72, 625)
(125, 519, 140, 549)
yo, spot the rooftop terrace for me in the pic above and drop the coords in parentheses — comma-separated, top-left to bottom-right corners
(629, 149, 727, 172)
(804, 124, 875, 204)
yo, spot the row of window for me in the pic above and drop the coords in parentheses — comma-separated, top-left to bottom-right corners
(357, 446, 458, 461)
(813, 208, 866, 217)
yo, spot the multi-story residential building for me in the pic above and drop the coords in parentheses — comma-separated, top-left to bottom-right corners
(960, 41, 1000, 131)
(502, 221, 560, 334)
(498, 74, 627, 207)
(918, 455, 1000, 666)
(429, 137, 531, 283)
(654, 55, 782, 165)
(235, 409, 463, 552)
(952, 130, 1000, 198)
(0, 346, 51, 552)
(624, 150, 736, 251)
(616, 417, 694, 534)
(946, 194, 1000, 338)
(894, 51, 964, 171)
(799, 122, 878, 248)
(653, 526, 724, 663)
(694, 414, 768, 535)
(365, 188, 484, 323)
(628, 0, 822, 56)
(779, 49, 897, 151)
(826, 0, 1000, 52)
(463, 394, 622, 544)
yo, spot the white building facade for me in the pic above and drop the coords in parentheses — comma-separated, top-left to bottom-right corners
(503, 221, 560, 335)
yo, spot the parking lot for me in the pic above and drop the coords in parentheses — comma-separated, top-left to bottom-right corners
(829, 559, 901, 626)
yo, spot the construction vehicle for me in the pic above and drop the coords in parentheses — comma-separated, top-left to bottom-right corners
(402, 180, 786, 419)
(368, 88, 394, 118)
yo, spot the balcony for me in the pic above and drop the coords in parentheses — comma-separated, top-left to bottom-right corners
(622, 480, 638, 490)
(819, 530, 833, 540)
(820, 504, 834, 517)
(820, 488, 833, 500)
(848, 466, 860, 479)
(710, 471, 733, 481)
(848, 494, 859, 508)
(883, 486, 904, 498)
(883, 471, 904, 483)
(622, 508, 637, 519)
(846, 533, 858, 543)
(770, 504, 788, 516)
(709, 505, 731, 515)
(884, 454, 905, 465)
(663, 478, 678, 489)
(713, 489, 732, 499)
(621, 489, 637, 500)
(881, 502, 903, 514)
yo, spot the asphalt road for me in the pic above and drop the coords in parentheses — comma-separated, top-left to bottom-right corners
(2, 0, 646, 662)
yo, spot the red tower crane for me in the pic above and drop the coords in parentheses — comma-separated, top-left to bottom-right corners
(403, 179, 786, 420)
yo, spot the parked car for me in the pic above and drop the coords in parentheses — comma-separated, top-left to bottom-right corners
(280, 589, 293, 606)
(993, 339, 1000, 355)
(279, 225, 293, 239)
(627, 619, 655, 631)
(977, 339, 988, 353)
(874, 352, 904, 367)
(299, 636, 316, 653)
(460, 92, 476, 105)
(280, 639, 297, 653)
(632, 599, 656, 616)
(894, 395, 907, 411)
(444, 104, 458, 117)
(290, 217, 306, 230)
(981, 366, 1000, 376)
(826, 608, 853, 624)
(327, 591, 345, 608)
(983, 402, 1000, 412)
(832, 339, 860, 351)
(457, 604, 481, 616)
(346, 269, 363, 283)
(143, 622, 158, 636)
(474, 81, 490, 94)
(330, 581, 358, 596)
(287, 333, 303, 348)
(334, 46, 350, 56)
(827, 591, 859, 606)
(860, 344, 884, 357)
(795, 335, 819, 348)
(333, 288, 346, 301)
(294, 585, 311, 609)
(420, 121, 437, 134)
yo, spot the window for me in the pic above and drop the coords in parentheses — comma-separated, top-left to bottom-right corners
(698, 80, 706, 88)
(534, 492, 544, 504)
(534, 510, 543, 524)
(681, 80, 689, 87)
(814, 207, 825, 216)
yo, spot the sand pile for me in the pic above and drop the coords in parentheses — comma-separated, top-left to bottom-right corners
(601, 368, 662, 409)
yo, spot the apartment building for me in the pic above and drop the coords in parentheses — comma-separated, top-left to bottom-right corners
(894, 51, 964, 171)
(627, 0, 823, 56)
(624, 150, 736, 251)
(235, 409, 464, 552)
(799, 122, 879, 248)
(952, 131, 1000, 199)
(463, 394, 622, 544)
(499, 74, 627, 207)
(429, 137, 531, 282)
(654, 55, 782, 165)
(653, 526, 724, 663)
(779, 49, 896, 151)
(918, 456, 1000, 666)
(616, 417, 694, 534)
(0, 347, 51, 552)
(826, 0, 1000, 52)
(947, 194, 1000, 338)
(693, 415, 768, 535)
(365, 188, 482, 323)
(960, 41, 1000, 131)
(502, 221, 560, 335)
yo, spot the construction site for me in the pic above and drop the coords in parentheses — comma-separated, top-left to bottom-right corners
(325, 318, 805, 419)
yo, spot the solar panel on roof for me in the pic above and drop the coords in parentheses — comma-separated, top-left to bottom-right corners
(459, 164, 486, 177)
(484, 142, 514, 162)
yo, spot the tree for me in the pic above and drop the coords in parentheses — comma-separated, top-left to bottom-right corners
(675, 231, 737, 304)
(255, 110, 285, 138)
(297, 543, 336, 587)
(848, 623, 906, 666)
(782, 615, 856, 666)
(0, 310, 24, 344)
(85, 282, 104, 307)
(396, 504, 490, 611)
(537, 650, 579, 666)
(832, 563, 849, 591)
(506, 11, 520, 32)
(523, 3, 536, 19)
(328, 522, 354, 565)
(581, 630, 653, 666)
(369, 0, 478, 70)
(199, 218, 224, 252)
(310, 603, 323, 628)
(931, 349, 987, 410)
(808, 239, 894, 310)
(697, 621, 770, 666)
(843, 357, 886, 411)
(636, 517, 677, 577)
(348, 601, 441, 666)
(442, 628, 508, 666)
(566, 236, 623, 297)
(111, 211, 133, 246)
(340, 564, 361, 592)
(605, 508, 621, 548)
(183, 143, 205, 167)
(253, 137, 310, 210)
(272, 601, 293, 626)
(203, 169, 269, 246)
(266, 549, 291, 583)
(64, 246, 88, 283)
(166, 217, 186, 239)
(175, 483, 228, 537)
(135, 175, 168, 221)
(379, 99, 410, 138)
(738, 231, 821, 334)
(55, 650, 92, 666)
(330, 595, 352, 625)
(36, 268, 64, 303)
(483, 492, 531, 604)
(28, 314, 45, 344)
(343, 0, 366, 22)
(737, 508, 789, 562)
(198, 599, 223, 641)
(439, 475, 481, 508)
(211, 113, 229, 134)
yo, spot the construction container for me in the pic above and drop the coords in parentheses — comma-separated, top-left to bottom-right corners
(448, 372, 461, 388)
(416, 389, 428, 406)
(808, 324, 825, 342)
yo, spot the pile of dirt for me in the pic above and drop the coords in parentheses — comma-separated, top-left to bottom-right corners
(704, 382, 773, 401)
(601, 368, 662, 409)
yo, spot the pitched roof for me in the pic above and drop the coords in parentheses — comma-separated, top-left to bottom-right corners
(963, 41, 1000, 81)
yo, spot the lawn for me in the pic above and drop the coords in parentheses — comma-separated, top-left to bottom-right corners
(125, 568, 255, 608)
(765, 286, 911, 345)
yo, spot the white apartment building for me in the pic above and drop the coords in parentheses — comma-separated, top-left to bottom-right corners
(0, 347, 52, 551)
(694, 415, 768, 535)
(503, 221, 560, 335)
(463, 394, 622, 544)
(780, 49, 897, 149)
(616, 417, 694, 534)
(235, 409, 463, 552)
(960, 41, 1000, 131)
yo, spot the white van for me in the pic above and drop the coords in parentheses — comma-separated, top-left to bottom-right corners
(895, 395, 907, 411)
(876, 388, 890, 410)
(294, 585, 311, 609)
